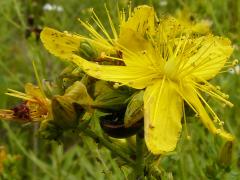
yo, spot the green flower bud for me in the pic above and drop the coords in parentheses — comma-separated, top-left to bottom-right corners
(124, 91, 144, 128)
(218, 141, 234, 168)
(93, 81, 131, 110)
(52, 95, 78, 129)
(59, 65, 76, 78)
(78, 41, 98, 60)
(58, 66, 85, 91)
(60, 65, 82, 78)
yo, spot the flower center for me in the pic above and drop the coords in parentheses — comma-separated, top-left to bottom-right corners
(164, 57, 178, 80)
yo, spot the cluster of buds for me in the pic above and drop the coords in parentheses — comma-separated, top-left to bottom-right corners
(0, 64, 145, 142)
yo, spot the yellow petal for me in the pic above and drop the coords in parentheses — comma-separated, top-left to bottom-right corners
(122, 47, 163, 69)
(118, 5, 155, 52)
(181, 84, 234, 141)
(118, 29, 151, 52)
(121, 5, 155, 35)
(40, 27, 83, 60)
(40, 27, 113, 61)
(185, 36, 233, 80)
(71, 55, 157, 89)
(144, 80, 183, 154)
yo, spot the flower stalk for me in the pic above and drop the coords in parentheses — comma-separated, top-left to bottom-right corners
(135, 130, 145, 178)
(80, 128, 135, 166)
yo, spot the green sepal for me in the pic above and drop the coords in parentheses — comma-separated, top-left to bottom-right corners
(124, 91, 144, 128)
(93, 81, 132, 110)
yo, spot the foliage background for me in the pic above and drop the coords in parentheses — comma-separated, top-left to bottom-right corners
(0, 0, 240, 179)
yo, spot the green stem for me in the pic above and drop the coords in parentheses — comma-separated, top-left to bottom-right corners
(135, 131, 145, 178)
(81, 128, 135, 166)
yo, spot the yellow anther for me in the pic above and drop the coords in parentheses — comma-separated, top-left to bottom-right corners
(232, 59, 239, 66)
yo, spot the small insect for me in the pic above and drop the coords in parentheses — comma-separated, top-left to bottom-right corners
(100, 110, 143, 138)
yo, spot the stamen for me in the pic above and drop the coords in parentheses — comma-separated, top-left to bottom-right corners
(74, 34, 113, 51)
(172, 82, 198, 114)
(7, 89, 29, 96)
(104, 4, 118, 40)
(192, 88, 223, 126)
(128, 1, 132, 18)
(179, 39, 215, 77)
(91, 10, 113, 43)
(78, 19, 111, 47)
(182, 103, 191, 140)
(5, 93, 36, 102)
(232, 59, 238, 66)
(192, 80, 233, 107)
(103, 55, 124, 61)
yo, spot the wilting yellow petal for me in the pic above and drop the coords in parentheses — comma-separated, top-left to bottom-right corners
(181, 83, 234, 141)
(118, 5, 155, 52)
(25, 83, 45, 99)
(184, 36, 233, 80)
(144, 79, 183, 154)
(71, 55, 157, 89)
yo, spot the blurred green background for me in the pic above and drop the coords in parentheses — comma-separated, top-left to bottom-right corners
(0, 0, 240, 179)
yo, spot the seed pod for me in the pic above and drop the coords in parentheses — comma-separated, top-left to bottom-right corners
(100, 110, 143, 138)
(124, 91, 144, 128)
(218, 141, 234, 168)
(52, 95, 78, 129)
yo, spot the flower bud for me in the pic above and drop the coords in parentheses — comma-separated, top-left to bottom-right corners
(78, 41, 98, 60)
(124, 91, 144, 128)
(59, 65, 75, 77)
(52, 95, 78, 129)
(64, 81, 93, 108)
(93, 81, 130, 110)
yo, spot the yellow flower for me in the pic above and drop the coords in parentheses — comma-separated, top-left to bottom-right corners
(71, 32, 234, 154)
(40, 5, 234, 154)
(0, 83, 52, 122)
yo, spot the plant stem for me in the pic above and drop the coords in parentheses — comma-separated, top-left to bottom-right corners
(135, 131, 145, 179)
(81, 128, 135, 166)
